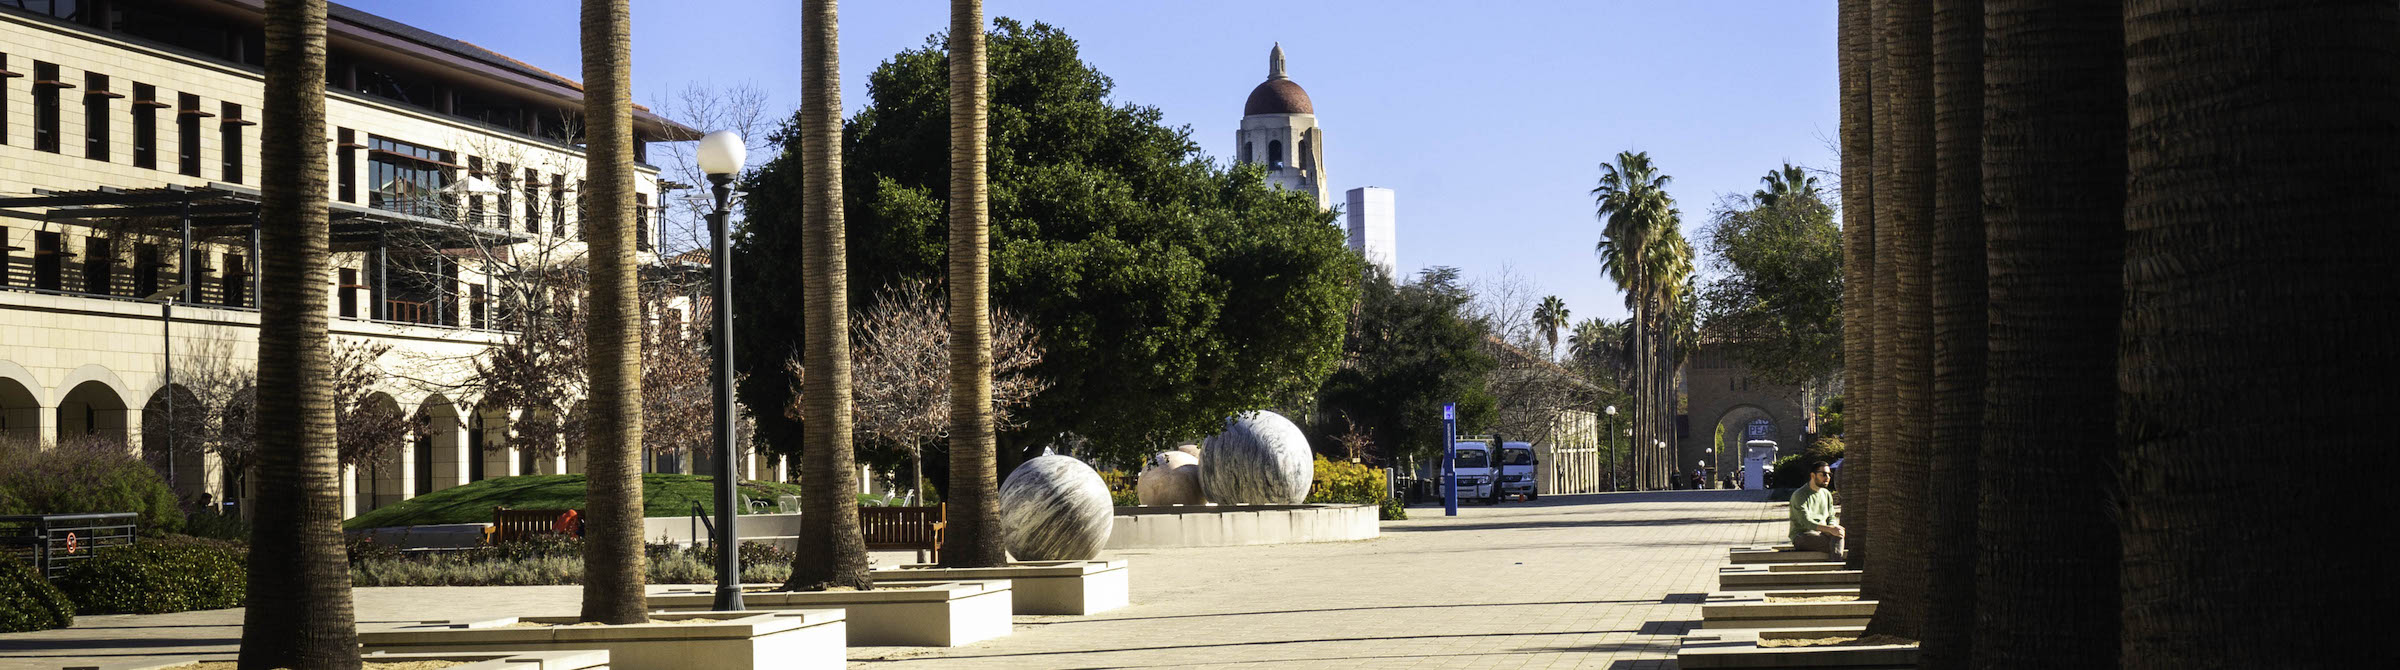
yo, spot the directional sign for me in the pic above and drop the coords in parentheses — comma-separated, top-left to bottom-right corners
(1443, 403, 1455, 421)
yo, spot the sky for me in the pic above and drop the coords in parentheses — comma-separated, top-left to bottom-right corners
(349, 0, 1840, 327)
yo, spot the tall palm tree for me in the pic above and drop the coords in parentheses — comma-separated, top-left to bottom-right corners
(1836, 0, 1876, 573)
(241, 1, 358, 667)
(1646, 232, 1693, 487)
(943, 0, 1005, 568)
(1592, 151, 1675, 491)
(1972, 0, 2122, 664)
(786, 0, 875, 590)
(1863, 0, 1933, 641)
(577, 0, 647, 624)
(2119, 3, 2392, 667)
(1753, 162, 1821, 208)
(1918, 0, 1984, 665)
(1533, 295, 1568, 356)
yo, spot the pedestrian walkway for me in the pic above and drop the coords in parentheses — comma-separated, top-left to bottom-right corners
(0, 489, 1782, 669)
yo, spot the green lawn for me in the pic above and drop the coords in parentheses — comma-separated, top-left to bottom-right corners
(342, 473, 808, 530)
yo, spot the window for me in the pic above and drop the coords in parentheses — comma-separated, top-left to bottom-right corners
(523, 169, 541, 234)
(33, 231, 64, 291)
(338, 268, 359, 317)
(1454, 449, 1490, 469)
(466, 157, 485, 223)
(337, 129, 357, 202)
(494, 162, 514, 230)
(0, 226, 10, 286)
(1239, 142, 1252, 164)
(220, 253, 247, 307)
(466, 414, 487, 481)
(635, 193, 650, 251)
(82, 236, 112, 295)
(470, 284, 487, 329)
(131, 83, 158, 169)
(84, 72, 111, 161)
(220, 102, 245, 183)
(1, 54, 11, 146)
(177, 94, 203, 176)
(551, 176, 566, 237)
(1267, 139, 1284, 171)
(1300, 137, 1312, 171)
(33, 61, 62, 153)
(367, 136, 455, 218)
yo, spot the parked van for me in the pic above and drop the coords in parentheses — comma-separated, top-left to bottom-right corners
(1452, 441, 1496, 500)
(1498, 441, 1538, 501)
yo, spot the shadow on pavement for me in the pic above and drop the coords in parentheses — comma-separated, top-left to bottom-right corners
(0, 636, 241, 657)
(1025, 598, 1681, 626)
(854, 628, 1648, 665)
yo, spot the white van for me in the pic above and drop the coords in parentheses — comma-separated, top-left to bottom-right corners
(1498, 441, 1538, 501)
(1452, 441, 1496, 500)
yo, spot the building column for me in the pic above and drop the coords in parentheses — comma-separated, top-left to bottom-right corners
(340, 464, 359, 519)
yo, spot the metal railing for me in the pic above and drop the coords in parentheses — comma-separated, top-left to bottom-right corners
(0, 513, 139, 580)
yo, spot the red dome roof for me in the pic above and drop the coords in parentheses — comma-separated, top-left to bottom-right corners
(1245, 78, 1314, 116)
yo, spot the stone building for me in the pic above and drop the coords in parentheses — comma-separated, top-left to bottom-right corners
(0, 0, 703, 518)
(1234, 43, 1329, 204)
(1678, 345, 1826, 485)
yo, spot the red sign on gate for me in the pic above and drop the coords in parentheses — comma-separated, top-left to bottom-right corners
(64, 531, 78, 554)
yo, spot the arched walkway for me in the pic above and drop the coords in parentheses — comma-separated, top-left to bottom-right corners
(349, 392, 407, 517)
(1707, 404, 1782, 489)
(57, 379, 132, 448)
(0, 372, 41, 448)
(414, 395, 464, 493)
(142, 384, 213, 500)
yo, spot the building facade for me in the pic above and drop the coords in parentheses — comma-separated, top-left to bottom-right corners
(1343, 186, 1395, 277)
(0, 0, 698, 518)
(1234, 44, 1329, 204)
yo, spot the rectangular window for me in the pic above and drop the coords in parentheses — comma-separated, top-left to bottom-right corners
(470, 284, 487, 329)
(131, 83, 158, 169)
(635, 193, 650, 251)
(83, 72, 113, 161)
(494, 163, 514, 230)
(220, 253, 247, 307)
(33, 231, 64, 291)
(82, 237, 112, 295)
(337, 129, 358, 202)
(366, 135, 456, 218)
(523, 169, 542, 234)
(135, 244, 163, 299)
(220, 102, 245, 183)
(466, 156, 486, 224)
(177, 94, 204, 176)
(339, 267, 359, 318)
(34, 61, 63, 153)
(552, 177, 567, 238)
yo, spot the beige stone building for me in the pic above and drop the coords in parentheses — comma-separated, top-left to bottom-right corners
(0, 0, 699, 518)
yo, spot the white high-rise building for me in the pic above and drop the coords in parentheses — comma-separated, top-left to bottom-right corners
(1345, 187, 1398, 277)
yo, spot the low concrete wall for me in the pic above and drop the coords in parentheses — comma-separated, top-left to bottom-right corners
(1104, 503, 1378, 549)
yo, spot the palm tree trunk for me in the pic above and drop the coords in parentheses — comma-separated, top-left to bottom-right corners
(1863, 0, 1934, 641)
(1852, 0, 1896, 572)
(1837, 0, 1875, 574)
(1973, 0, 2122, 664)
(2119, 2, 2393, 666)
(1917, 0, 1984, 664)
(943, 0, 1005, 568)
(577, 0, 647, 624)
(786, 0, 875, 591)
(241, 1, 357, 667)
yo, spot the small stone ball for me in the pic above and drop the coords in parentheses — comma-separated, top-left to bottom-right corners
(1137, 451, 1205, 506)
(1199, 411, 1315, 504)
(1000, 454, 1115, 560)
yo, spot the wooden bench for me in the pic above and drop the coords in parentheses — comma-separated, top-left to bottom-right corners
(488, 507, 578, 544)
(859, 504, 946, 564)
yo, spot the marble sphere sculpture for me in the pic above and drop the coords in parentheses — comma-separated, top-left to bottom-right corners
(1000, 455, 1115, 560)
(1137, 450, 1205, 506)
(1199, 411, 1315, 504)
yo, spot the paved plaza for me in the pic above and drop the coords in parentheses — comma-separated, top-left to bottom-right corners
(0, 490, 1783, 669)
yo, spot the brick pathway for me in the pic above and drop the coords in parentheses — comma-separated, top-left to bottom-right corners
(0, 490, 1781, 670)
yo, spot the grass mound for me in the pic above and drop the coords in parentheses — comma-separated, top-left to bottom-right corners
(343, 474, 806, 530)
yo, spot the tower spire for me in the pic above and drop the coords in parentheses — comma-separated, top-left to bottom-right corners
(1269, 43, 1288, 80)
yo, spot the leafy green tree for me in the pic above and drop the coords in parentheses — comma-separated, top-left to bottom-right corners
(733, 19, 1357, 466)
(1697, 175, 1843, 389)
(1315, 267, 1495, 467)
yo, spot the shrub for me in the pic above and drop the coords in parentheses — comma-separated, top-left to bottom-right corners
(57, 540, 245, 614)
(0, 438, 185, 534)
(181, 510, 251, 542)
(690, 540, 796, 569)
(1306, 456, 1389, 505)
(1769, 437, 1846, 489)
(0, 553, 73, 632)
(350, 543, 792, 586)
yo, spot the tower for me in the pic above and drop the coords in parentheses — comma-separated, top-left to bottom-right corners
(1345, 187, 1398, 277)
(1236, 44, 1330, 204)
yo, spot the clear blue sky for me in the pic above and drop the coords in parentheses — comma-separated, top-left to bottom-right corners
(351, 0, 1839, 327)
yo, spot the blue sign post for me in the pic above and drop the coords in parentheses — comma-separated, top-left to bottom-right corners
(1442, 403, 1458, 517)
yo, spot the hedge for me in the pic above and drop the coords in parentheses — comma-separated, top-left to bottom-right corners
(1307, 456, 1405, 519)
(0, 439, 185, 534)
(57, 539, 246, 614)
(0, 553, 73, 632)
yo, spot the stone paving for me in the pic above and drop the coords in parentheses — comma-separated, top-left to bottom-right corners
(0, 489, 1781, 669)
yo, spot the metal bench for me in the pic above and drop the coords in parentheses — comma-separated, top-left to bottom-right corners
(489, 507, 578, 544)
(858, 504, 946, 564)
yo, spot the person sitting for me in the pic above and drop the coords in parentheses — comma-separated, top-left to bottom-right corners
(1789, 461, 1845, 560)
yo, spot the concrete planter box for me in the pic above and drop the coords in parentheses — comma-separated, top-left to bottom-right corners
(69, 650, 610, 670)
(1106, 503, 1377, 549)
(1678, 626, 1919, 668)
(651, 581, 1011, 647)
(872, 559, 1129, 615)
(1718, 567, 1864, 591)
(1701, 593, 1876, 629)
(1728, 549, 1834, 564)
(359, 610, 843, 670)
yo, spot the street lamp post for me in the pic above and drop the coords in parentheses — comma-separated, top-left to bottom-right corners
(1604, 405, 1617, 492)
(698, 130, 747, 612)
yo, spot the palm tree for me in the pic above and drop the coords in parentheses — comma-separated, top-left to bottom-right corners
(1919, 0, 1984, 664)
(1753, 162, 1821, 208)
(576, 0, 647, 624)
(1836, 0, 1876, 574)
(1592, 151, 1676, 490)
(1644, 231, 1693, 487)
(240, 0, 358, 666)
(2118, 3, 2392, 667)
(1972, 0, 2121, 664)
(943, 0, 1005, 568)
(1533, 296, 1568, 357)
(1862, 0, 1934, 641)
(786, 0, 875, 590)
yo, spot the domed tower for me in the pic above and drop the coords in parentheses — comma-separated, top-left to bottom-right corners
(1236, 44, 1329, 204)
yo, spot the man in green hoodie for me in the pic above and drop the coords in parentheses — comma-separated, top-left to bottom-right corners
(1790, 461, 1844, 559)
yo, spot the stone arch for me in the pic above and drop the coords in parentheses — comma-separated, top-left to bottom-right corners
(141, 383, 212, 499)
(470, 400, 512, 482)
(0, 362, 41, 448)
(1268, 139, 1285, 169)
(1707, 403, 1786, 488)
(56, 378, 132, 448)
(414, 394, 464, 493)
(350, 391, 407, 516)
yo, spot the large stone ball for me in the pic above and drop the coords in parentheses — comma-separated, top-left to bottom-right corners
(1000, 454, 1115, 561)
(1199, 411, 1315, 504)
(1136, 450, 1205, 506)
